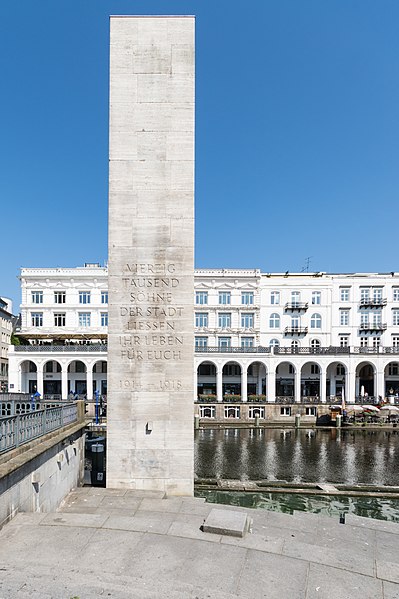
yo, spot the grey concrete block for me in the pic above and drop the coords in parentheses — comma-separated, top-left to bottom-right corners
(202, 507, 250, 538)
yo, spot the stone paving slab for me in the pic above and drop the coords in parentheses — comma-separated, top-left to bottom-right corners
(0, 490, 398, 598)
(202, 507, 250, 537)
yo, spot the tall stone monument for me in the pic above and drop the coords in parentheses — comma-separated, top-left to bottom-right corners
(107, 16, 195, 495)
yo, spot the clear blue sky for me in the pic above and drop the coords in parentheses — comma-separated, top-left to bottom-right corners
(1, 0, 399, 309)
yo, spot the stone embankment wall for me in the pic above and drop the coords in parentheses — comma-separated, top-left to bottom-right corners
(0, 418, 86, 528)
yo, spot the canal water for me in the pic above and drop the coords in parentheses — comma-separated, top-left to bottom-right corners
(194, 428, 399, 521)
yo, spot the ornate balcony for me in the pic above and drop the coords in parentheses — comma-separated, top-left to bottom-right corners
(284, 326, 308, 336)
(284, 302, 308, 312)
(359, 298, 387, 308)
(359, 322, 387, 331)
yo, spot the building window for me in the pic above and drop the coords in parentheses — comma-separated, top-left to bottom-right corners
(79, 291, 91, 304)
(291, 340, 300, 349)
(393, 288, 399, 302)
(291, 315, 300, 328)
(241, 291, 254, 305)
(373, 288, 383, 301)
(336, 365, 345, 375)
(280, 407, 291, 416)
(101, 312, 108, 327)
(373, 310, 382, 325)
(224, 406, 240, 419)
(360, 288, 370, 302)
(310, 313, 322, 329)
(312, 291, 321, 305)
(288, 365, 294, 374)
(54, 291, 66, 304)
(360, 337, 368, 347)
(31, 291, 43, 304)
(269, 338, 280, 348)
(291, 291, 300, 305)
(340, 287, 350, 302)
(101, 291, 108, 304)
(218, 336, 231, 349)
(305, 407, 317, 416)
(340, 335, 349, 347)
(393, 310, 399, 326)
(241, 337, 254, 348)
(310, 364, 320, 374)
(310, 339, 321, 350)
(218, 313, 231, 328)
(199, 406, 215, 418)
(392, 336, 399, 348)
(79, 312, 91, 327)
(219, 291, 231, 305)
(388, 363, 399, 376)
(195, 291, 208, 305)
(54, 313, 66, 327)
(249, 406, 265, 419)
(270, 313, 280, 328)
(195, 336, 208, 348)
(361, 312, 369, 325)
(241, 313, 254, 328)
(340, 310, 349, 326)
(195, 312, 208, 327)
(31, 312, 43, 327)
(372, 337, 381, 348)
(271, 291, 280, 305)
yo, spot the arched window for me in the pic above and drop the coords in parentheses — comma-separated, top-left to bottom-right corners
(269, 338, 280, 348)
(310, 313, 322, 329)
(291, 340, 300, 349)
(270, 313, 280, 329)
(310, 339, 321, 350)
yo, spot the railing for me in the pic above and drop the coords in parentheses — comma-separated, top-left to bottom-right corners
(284, 302, 308, 311)
(195, 346, 271, 353)
(359, 323, 387, 331)
(359, 298, 387, 307)
(0, 402, 78, 454)
(274, 346, 349, 355)
(284, 327, 308, 335)
(0, 399, 74, 417)
(13, 344, 107, 352)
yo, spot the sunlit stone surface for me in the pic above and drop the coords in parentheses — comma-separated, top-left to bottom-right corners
(107, 16, 195, 494)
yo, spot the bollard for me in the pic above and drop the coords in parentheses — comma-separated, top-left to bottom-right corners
(336, 414, 342, 428)
(295, 413, 301, 428)
(194, 414, 200, 430)
(339, 512, 346, 524)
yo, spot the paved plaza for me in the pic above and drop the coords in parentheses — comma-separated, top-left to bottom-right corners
(0, 488, 398, 598)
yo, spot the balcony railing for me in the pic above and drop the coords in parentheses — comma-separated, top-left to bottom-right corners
(359, 322, 387, 331)
(284, 302, 308, 311)
(13, 344, 107, 352)
(359, 298, 387, 308)
(274, 346, 349, 355)
(195, 346, 271, 353)
(284, 326, 308, 335)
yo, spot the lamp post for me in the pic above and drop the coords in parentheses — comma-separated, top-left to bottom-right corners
(94, 389, 100, 424)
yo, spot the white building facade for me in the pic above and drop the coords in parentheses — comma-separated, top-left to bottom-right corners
(0, 297, 13, 392)
(8, 266, 399, 414)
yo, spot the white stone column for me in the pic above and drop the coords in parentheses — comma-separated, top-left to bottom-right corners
(217, 367, 223, 402)
(347, 370, 355, 404)
(36, 365, 43, 396)
(194, 366, 198, 401)
(86, 366, 93, 401)
(61, 367, 68, 400)
(295, 368, 301, 403)
(355, 375, 360, 398)
(320, 368, 326, 403)
(241, 367, 247, 402)
(267, 367, 276, 403)
(376, 369, 385, 400)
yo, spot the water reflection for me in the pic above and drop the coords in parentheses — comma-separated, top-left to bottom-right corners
(195, 490, 399, 522)
(194, 428, 399, 486)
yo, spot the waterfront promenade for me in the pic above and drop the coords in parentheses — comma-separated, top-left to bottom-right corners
(0, 488, 398, 598)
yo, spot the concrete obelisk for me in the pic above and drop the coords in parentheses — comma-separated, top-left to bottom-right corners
(107, 16, 195, 495)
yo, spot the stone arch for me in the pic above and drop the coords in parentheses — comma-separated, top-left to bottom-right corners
(326, 361, 348, 401)
(67, 360, 88, 396)
(197, 360, 217, 399)
(19, 360, 38, 394)
(384, 361, 399, 399)
(355, 361, 376, 399)
(275, 361, 296, 400)
(92, 360, 108, 397)
(246, 360, 268, 397)
(300, 361, 322, 400)
(222, 360, 242, 398)
(42, 359, 62, 397)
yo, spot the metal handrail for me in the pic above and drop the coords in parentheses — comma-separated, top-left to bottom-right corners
(0, 403, 78, 454)
(13, 344, 107, 352)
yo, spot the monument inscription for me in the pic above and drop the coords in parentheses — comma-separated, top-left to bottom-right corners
(107, 16, 195, 494)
